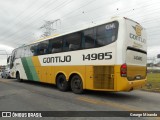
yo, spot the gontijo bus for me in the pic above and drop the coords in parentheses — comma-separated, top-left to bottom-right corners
(9, 17, 147, 94)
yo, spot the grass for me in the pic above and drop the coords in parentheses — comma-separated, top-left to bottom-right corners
(142, 73, 160, 92)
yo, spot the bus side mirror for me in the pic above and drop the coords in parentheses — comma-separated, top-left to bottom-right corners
(7, 56, 11, 64)
(157, 54, 160, 58)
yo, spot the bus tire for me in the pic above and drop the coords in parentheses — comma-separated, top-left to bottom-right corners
(16, 72, 22, 82)
(71, 75, 83, 94)
(56, 74, 69, 92)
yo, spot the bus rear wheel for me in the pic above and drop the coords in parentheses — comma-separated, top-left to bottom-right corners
(71, 75, 83, 94)
(56, 74, 69, 92)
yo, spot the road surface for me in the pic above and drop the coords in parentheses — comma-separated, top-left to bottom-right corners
(0, 78, 159, 120)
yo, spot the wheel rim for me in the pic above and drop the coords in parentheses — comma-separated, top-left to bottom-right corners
(57, 75, 69, 91)
(72, 77, 82, 90)
(59, 78, 65, 88)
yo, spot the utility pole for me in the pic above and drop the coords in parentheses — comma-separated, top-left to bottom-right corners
(40, 19, 61, 37)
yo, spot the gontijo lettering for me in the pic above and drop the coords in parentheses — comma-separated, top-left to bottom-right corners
(43, 55, 71, 63)
(130, 25, 146, 43)
(130, 33, 146, 43)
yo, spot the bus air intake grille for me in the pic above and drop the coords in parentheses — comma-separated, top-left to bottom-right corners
(93, 66, 114, 89)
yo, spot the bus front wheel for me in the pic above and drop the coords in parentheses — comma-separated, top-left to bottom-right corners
(71, 75, 83, 94)
(56, 74, 69, 92)
(16, 72, 22, 82)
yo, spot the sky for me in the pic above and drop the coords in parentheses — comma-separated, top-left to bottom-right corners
(0, 0, 160, 65)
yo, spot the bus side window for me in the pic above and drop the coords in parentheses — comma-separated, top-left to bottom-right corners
(37, 41, 49, 55)
(49, 37, 63, 53)
(63, 39, 69, 52)
(30, 44, 38, 56)
(64, 32, 82, 51)
(84, 28, 96, 49)
(96, 22, 118, 46)
(28, 45, 34, 56)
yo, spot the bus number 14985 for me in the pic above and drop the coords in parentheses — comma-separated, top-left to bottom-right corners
(82, 52, 112, 61)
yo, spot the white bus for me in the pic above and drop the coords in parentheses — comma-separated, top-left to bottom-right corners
(9, 17, 147, 94)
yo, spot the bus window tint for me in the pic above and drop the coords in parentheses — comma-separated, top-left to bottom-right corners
(37, 41, 49, 55)
(84, 28, 96, 49)
(30, 44, 38, 56)
(29, 45, 34, 56)
(49, 37, 63, 53)
(96, 22, 118, 46)
(64, 32, 81, 51)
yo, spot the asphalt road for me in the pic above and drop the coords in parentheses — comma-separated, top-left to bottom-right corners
(0, 78, 159, 120)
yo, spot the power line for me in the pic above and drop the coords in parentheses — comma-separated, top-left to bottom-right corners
(12, 0, 58, 28)
(1, 1, 94, 44)
(3, 0, 74, 42)
(0, 0, 41, 35)
(0, 0, 122, 43)
(0, 0, 61, 36)
(1, 0, 160, 47)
